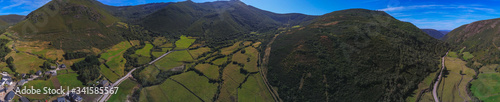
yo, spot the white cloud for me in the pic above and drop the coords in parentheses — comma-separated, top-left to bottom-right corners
(379, 5, 442, 12)
(2, 0, 28, 9)
(379, 4, 496, 14)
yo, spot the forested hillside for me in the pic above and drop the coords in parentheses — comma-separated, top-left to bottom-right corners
(268, 9, 448, 101)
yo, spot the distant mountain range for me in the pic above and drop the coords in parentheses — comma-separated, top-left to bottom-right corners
(0, 15, 25, 32)
(422, 29, 445, 39)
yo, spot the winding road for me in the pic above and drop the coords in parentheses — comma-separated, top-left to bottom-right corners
(433, 52, 448, 102)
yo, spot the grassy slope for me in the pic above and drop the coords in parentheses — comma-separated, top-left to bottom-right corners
(5, 52, 45, 73)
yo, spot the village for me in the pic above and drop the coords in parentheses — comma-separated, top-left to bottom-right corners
(0, 63, 111, 102)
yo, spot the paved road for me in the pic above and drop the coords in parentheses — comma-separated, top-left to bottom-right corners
(433, 52, 448, 102)
(98, 68, 136, 102)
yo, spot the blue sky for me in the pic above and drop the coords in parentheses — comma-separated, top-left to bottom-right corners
(1, 0, 500, 30)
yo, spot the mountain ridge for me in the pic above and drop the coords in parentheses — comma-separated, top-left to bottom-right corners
(443, 18, 500, 63)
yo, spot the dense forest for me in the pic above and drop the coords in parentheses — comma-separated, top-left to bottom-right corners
(71, 55, 101, 85)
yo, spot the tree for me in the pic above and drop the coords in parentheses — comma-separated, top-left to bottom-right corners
(6, 57, 15, 72)
(42, 61, 51, 70)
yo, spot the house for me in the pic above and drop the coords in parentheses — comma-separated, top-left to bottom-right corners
(2, 76, 10, 80)
(20, 73, 26, 78)
(17, 79, 27, 86)
(4, 91, 14, 101)
(45, 71, 57, 76)
(98, 80, 110, 87)
(35, 70, 42, 76)
(0, 76, 13, 86)
(55, 97, 67, 102)
(19, 97, 29, 102)
(50, 66, 57, 69)
(0, 80, 12, 86)
(59, 64, 66, 68)
(69, 92, 82, 102)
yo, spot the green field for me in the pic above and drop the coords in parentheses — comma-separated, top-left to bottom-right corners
(100, 64, 120, 82)
(448, 51, 458, 58)
(221, 41, 242, 55)
(212, 57, 228, 65)
(135, 44, 153, 57)
(238, 74, 274, 102)
(437, 57, 475, 102)
(170, 72, 218, 101)
(154, 50, 193, 70)
(194, 64, 220, 80)
(152, 37, 168, 46)
(137, 56, 151, 65)
(108, 79, 138, 102)
(22, 78, 56, 100)
(188, 47, 211, 59)
(462, 52, 474, 60)
(470, 64, 500, 102)
(56, 73, 84, 89)
(6, 52, 45, 73)
(138, 65, 160, 83)
(219, 64, 247, 101)
(140, 79, 199, 102)
(152, 51, 166, 58)
(100, 41, 132, 78)
(233, 47, 259, 72)
(174, 35, 196, 50)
